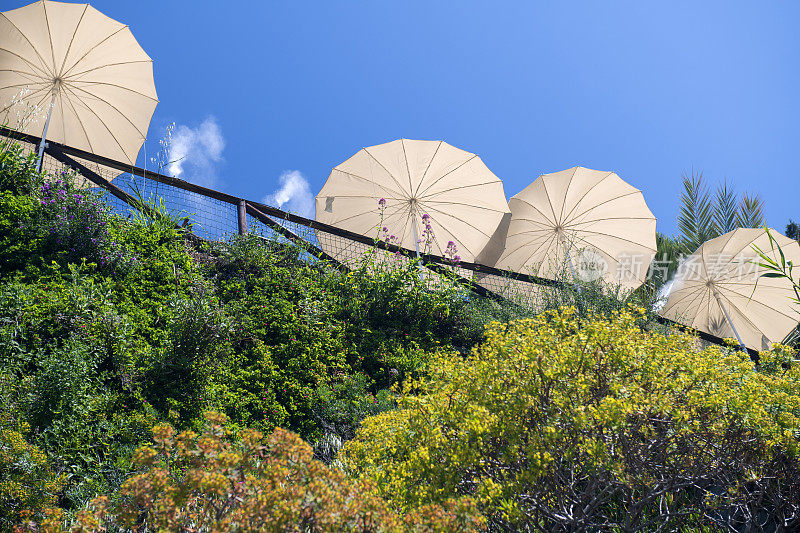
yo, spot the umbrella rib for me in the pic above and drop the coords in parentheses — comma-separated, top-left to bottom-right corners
(362, 147, 410, 198)
(57, 90, 66, 142)
(321, 193, 406, 201)
(64, 82, 149, 138)
(423, 202, 496, 239)
(715, 292, 763, 342)
(506, 225, 554, 238)
(61, 84, 128, 160)
(57, 4, 89, 76)
(327, 201, 407, 229)
(422, 204, 494, 257)
(714, 261, 759, 282)
(705, 291, 717, 334)
(560, 172, 617, 224)
(665, 286, 709, 324)
(541, 175, 562, 224)
(719, 284, 800, 322)
(0, 71, 50, 82)
(417, 179, 507, 200)
(719, 283, 800, 321)
(563, 190, 644, 227)
(0, 14, 53, 77)
(64, 60, 155, 84)
(420, 199, 509, 214)
(329, 170, 405, 199)
(60, 89, 97, 156)
(718, 280, 774, 289)
(61, 25, 129, 79)
(557, 167, 580, 222)
(413, 140, 441, 197)
(524, 234, 561, 276)
(395, 204, 413, 249)
(66, 78, 158, 102)
(401, 139, 414, 196)
(383, 203, 413, 227)
(714, 233, 765, 273)
(0, 46, 52, 79)
(415, 154, 478, 199)
(511, 196, 556, 226)
(502, 233, 556, 272)
(421, 206, 481, 257)
(378, 202, 411, 224)
(565, 227, 657, 251)
(43, 0, 58, 81)
(567, 215, 657, 225)
(65, 59, 152, 78)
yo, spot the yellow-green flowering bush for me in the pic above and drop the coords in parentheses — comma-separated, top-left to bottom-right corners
(0, 413, 63, 528)
(41, 411, 482, 532)
(344, 308, 800, 531)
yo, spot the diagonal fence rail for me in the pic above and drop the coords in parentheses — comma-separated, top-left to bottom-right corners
(0, 126, 759, 358)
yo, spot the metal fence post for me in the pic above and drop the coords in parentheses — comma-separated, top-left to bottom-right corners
(237, 199, 248, 235)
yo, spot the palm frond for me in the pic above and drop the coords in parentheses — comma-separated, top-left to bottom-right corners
(677, 170, 717, 254)
(714, 181, 738, 234)
(736, 193, 765, 229)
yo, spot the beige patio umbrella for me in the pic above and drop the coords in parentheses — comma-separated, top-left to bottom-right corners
(660, 228, 800, 352)
(0, 0, 158, 177)
(315, 139, 510, 266)
(492, 166, 657, 291)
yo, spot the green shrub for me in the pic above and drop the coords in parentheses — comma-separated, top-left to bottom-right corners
(345, 308, 800, 531)
(144, 285, 231, 422)
(43, 412, 483, 532)
(32, 177, 132, 274)
(204, 235, 491, 442)
(0, 140, 41, 196)
(0, 191, 42, 277)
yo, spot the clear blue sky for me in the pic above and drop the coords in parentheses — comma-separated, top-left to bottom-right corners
(5, 0, 799, 235)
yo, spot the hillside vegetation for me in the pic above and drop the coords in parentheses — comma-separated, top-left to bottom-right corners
(2, 141, 800, 531)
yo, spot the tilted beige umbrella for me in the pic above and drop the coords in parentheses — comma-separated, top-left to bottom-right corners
(492, 166, 657, 291)
(315, 139, 510, 266)
(660, 228, 800, 352)
(0, 0, 158, 176)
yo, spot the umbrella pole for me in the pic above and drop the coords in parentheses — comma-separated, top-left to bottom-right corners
(411, 214, 425, 278)
(35, 93, 56, 173)
(713, 291, 747, 352)
(411, 215, 421, 259)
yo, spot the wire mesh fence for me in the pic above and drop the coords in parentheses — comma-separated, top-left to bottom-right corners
(1, 127, 759, 357)
(6, 134, 639, 309)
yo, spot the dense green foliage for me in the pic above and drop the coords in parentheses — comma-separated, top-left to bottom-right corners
(0, 142, 505, 527)
(3, 140, 800, 531)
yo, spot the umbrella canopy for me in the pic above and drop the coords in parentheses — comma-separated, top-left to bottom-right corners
(494, 166, 657, 290)
(660, 228, 800, 351)
(315, 139, 510, 265)
(0, 0, 157, 175)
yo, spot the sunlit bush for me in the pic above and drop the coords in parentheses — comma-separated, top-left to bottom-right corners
(0, 411, 63, 528)
(345, 308, 800, 531)
(42, 411, 482, 532)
